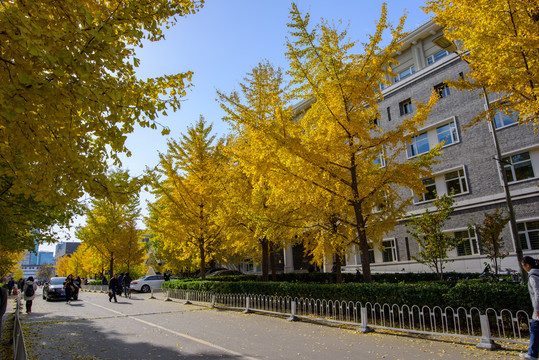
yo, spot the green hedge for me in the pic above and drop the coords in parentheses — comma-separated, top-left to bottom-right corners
(177, 272, 481, 284)
(163, 279, 530, 313)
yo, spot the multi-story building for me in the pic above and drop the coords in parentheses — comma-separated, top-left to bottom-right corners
(336, 21, 539, 274)
(54, 242, 81, 260)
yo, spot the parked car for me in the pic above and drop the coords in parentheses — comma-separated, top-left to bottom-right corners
(42, 277, 68, 301)
(207, 270, 242, 277)
(129, 275, 165, 293)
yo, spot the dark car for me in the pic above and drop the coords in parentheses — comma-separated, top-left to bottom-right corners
(42, 277, 69, 301)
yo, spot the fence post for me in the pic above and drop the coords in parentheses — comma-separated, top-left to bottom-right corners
(476, 314, 500, 350)
(287, 301, 299, 322)
(243, 297, 252, 314)
(358, 307, 373, 333)
(211, 295, 216, 308)
(185, 291, 192, 305)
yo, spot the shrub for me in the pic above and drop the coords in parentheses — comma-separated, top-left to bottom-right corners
(164, 278, 530, 313)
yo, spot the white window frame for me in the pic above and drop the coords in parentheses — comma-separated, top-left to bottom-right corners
(434, 83, 451, 98)
(414, 177, 437, 204)
(493, 109, 518, 129)
(382, 239, 398, 263)
(455, 228, 479, 257)
(436, 121, 459, 146)
(407, 117, 460, 159)
(503, 151, 536, 183)
(400, 98, 414, 115)
(444, 168, 468, 195)
(413, 165, 469, 204)
(409, 132, 430, 157)
(394, 65, 416, 83)
(427, 49, 448, 65)
(519, 220, 539, 251)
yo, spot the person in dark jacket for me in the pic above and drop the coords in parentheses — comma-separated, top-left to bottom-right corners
(0, 286, 7, 338)
(521, 256, 539, 360)
(117, 273, 124, 296)
(64, 275, 75, 304)
(122, 273, 132, 298)
(108, 273, 119, 303)
(7, 278, 14, 295)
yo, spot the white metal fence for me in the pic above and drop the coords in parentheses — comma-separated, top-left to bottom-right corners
(158, 288, 530, 350)
(13, 294, 28, 360)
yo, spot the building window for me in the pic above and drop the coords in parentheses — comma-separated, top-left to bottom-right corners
(415, 177, 436, 203)
(444, 169, 468, 195)
(386, 107, 392, 121)
(400, 99, 414, 115)
(394, 65, 415, 83)
(456, 229, 479, 256)
(382, 239, 397, 262)
(519, 221, 539, 251)
(409, 132, 429, 157)
(434, 83, 451, 98)
(427, 49, 448, 65)
(436, 121, 458, 146)
(493, 109, 517, 129)
(503, 151, 535, 183)
(408, 118, 459, 158)
(373, 149, 386, 168)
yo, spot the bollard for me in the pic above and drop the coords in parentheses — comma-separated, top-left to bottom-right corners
(165, 290, 172, 301)
(476, 314, 500, 350)
(184, 291, 192, 305)
(150, 289, 155, 299)
(211, 295, 216, 308)
(243, 297, 252, 314)
(287, 301, 299, 322)
(358, 307, 373, 333)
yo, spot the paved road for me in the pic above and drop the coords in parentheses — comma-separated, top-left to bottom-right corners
(16, 288, 523, 360)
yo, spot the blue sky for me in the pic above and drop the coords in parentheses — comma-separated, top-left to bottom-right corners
(41, 0, 432, 252)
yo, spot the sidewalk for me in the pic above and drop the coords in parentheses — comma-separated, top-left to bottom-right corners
(1, 295, 18, 360)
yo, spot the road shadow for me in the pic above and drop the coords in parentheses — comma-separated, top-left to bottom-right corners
(21, 311, 253, 359)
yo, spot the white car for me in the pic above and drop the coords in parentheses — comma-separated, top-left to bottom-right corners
(129, 275, 165, 293)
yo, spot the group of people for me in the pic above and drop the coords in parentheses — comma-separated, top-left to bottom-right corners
(107, 272, 131, 303)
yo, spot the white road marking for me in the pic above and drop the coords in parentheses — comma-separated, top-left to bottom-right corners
(87, 300, 259, 360)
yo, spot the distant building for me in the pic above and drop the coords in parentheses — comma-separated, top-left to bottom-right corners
(55, 242, 81, 259)
(37, 251, 54, 265)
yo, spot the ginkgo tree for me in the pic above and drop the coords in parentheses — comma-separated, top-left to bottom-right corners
(424, 0, 539, 128)
(218, 63, 303, 281)
(0, 0, 203, 257)
(76, 170, 143, 276)
(220, 4, 438, 282)
(146, 117, 227, 280)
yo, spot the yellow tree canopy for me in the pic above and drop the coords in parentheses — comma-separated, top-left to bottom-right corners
(227, 4, 438, 282)
(425, 0, 539, 128)
(76, 170, 142, 275)
(0, 0, 203, 255)
(146, 117, 226, 279)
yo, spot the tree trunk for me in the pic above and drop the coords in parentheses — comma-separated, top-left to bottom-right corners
(109, 253, 114, 277)
(200, 242, 206, 280)
(356, 228, 372, 283)
(335, 255, 342, 283)
(261, 237, 269, 282)
(269, 243, 277, 282)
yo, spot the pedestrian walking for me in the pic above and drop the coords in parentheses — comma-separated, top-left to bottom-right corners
(117, 273, 124, 296)
(7, 278, 14, 295)
(108, 273, 119, 303)
(23, 276, 38, 313)
(521, 256, 539, 360)
(64, 275, 76, 304)
(123, 272, 132, 297)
